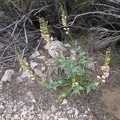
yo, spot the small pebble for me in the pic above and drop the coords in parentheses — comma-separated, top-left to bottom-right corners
(21, 71, 28, 78)
(88, 107, 91, 111)
(62, 99, 68, 105)
(67, 109, 74, 114)
(51, 105, 57, 113)
(74, 108, 79, 116)
(56, 111, 62, 116)
(85, 110, 88, 114)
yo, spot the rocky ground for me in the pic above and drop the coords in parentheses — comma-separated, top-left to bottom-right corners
(0, 82, 94, 120)
(0, 70, 95, 120)
(0, 38, 120, 120)
(0, 41, 95, 120)
(0, 66, 120, 120)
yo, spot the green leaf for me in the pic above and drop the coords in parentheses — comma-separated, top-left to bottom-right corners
(40, 81, 52, 89)
(58, 93, 66, 100)
(71, 86, 81, 95)
(71, 90, 81, 96)
(50, 79, 54, 85)
(79, 86, 84, 90)
(59, 87, 73, 99)
(60, 52, 65, 60)
(86, 87, 91, 94)
(74, 46, 81, 51)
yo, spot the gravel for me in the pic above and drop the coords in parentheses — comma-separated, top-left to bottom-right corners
(0, 78, 95, 120)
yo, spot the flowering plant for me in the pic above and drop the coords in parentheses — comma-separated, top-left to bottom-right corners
(16, 51, 39, 81)
(17, 6, 111, 99)
(41, 44, 98, 99)
(97, 48, 111, 84)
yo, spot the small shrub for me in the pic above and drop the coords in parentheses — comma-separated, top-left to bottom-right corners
(42, 44, 98, 99)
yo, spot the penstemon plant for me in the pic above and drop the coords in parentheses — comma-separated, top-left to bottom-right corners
(42, 46, 111, 99)
(16, 5, 111, 100)
(96, 48, 111, 84)
(37, 16, 51, 44)
(42, 44, 98, 99)
(16, 51, 40, 82)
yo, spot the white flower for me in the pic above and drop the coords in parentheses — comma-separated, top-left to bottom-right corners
(104, 72, 109, 78)
(95, 82, 99, 86)
(97, 76, 101, 79)
(75, 82, 79, 86)
(101, 66, 106, 71)
(25, 70, 29, 73)
(65, 16, 67, 19)
(64, 28, 67, 30)
(26, 62, 28, 66)
(102, 75, 106, 79)
(66, 31, 69, 34)
(102, 80, 106, 83)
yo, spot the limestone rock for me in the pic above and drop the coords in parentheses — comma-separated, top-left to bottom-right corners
(30, 51, 40, 59)
(62, 99, 68, 105)
(21, 71, 28, 79)
(30, 61, 38, 69)
(51, 105, 57, 113)
(1, 69, 14, 82)
(44, 41, 67, 58)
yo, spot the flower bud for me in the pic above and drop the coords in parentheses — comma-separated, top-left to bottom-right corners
(101, 66, 106, 71)
(66, 31, 69, 34)
(102, 75, 106, 79)
(95, 82, 99, 86)
(97, 76, 101, 79)
(102, 80, 105, 83)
